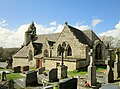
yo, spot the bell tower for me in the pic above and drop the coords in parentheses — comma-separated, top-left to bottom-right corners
(24, 22, 36, 46)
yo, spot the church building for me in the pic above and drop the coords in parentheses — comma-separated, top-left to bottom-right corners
(13, 22, 107, 71)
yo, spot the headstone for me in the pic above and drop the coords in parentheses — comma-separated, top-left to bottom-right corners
(25, 70, 38, 86)
(106, 49, 114, 83)
(22, 66, 29, 72)
(48, 68, 59, 82)
(13, 66, 21, 73)
(58, 78, 77, 89)
(58, 65, 68, 79)
(38, 67, 45, 74)
(8, 79, 14, 89)
(1, 71, 6, 81)
(87, 49, 97, 86)
(114, 49, 120, 79)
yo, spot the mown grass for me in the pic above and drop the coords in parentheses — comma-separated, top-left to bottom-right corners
(68, 66, 107, 77)
(6, 73, 25, 80)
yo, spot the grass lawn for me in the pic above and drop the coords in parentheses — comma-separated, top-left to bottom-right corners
(68, 66, 106, 77)
(0, 68, 25, 80)
(6, 73, 25, 80)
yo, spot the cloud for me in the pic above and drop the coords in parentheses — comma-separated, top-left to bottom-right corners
(0, 21, 64, 48)
(99, 21, 120, 38)
(76, 25, 91, 30)
(115, 21, 120, 29)
(49, 21, 56, 26)
(0, 18, 8, 27)
(92, 19, 102, 27)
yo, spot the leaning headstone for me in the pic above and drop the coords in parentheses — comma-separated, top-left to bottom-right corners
(38, 67, 45, 74)
(58, 65, 68, 79)
(58, 78, 77, 89)
(1, 71, 6, 81)
(48, 68, 59, 82)
(106, 49, 114, 83)
(87, 49, 97, 86)
(13, 66, 21, 73)
(25, 70, 38, 86)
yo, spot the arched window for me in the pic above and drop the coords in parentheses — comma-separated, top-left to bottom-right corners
(57, 44, 61, 56)
(44, 49, 49, 57)
(66, 44, 72, 56)
(28, 50, 33, 61)
(95, 43, 102, 60)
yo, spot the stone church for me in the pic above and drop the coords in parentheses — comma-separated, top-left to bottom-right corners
(13, 22, 107, 71)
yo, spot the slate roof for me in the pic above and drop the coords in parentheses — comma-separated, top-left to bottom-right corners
(68, 25, 92, 46)
(34, 33, 60, 43)
(13, 45, 29, 58)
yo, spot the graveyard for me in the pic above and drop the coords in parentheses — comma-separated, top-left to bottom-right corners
(0, 48, 120, 89)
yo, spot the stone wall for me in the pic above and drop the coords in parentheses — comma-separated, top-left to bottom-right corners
(45, 59, 76, 71)
(12, 58, 36, 68)
(52, 26, 87, 59)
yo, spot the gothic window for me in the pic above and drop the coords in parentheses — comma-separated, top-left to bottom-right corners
(66, 44, 72, 56)
(43, 49, 49, 57)
(28, 50, 33, 61)
(95, 43, 102, 60)
(57, 44, 61, 56)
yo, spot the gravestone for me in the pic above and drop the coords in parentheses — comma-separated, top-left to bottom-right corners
(106, 49, 114, 83)
(48, 68, 59, 82)
(22, 66, 29, 72)
(1, 71, 6, 81)
(8, 79, 14, 89)
(87, 49, 97, 86)
(58, 65, 68, 79)
(58, 78, 77, 89)
(38, 67, 45, 74)
(25, 70, 38, 86)
(114, 49, 120, 79)
(13, 66, 21, 73)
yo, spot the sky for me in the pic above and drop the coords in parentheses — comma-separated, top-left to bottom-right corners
(0, 0, 120, 48)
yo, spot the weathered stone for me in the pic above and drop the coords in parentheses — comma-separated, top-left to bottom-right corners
(13, 23, 107, 71)
(1, 71, 6, 81)
(13, 66, 21, 73)
(43, 85, 54, 89)
(48, 68, 59, 82)
(25, 70, 38, 86)
(106, 54, 114, 83)
(58, 65, 68, 79)
(38, 67, 45, 74)
(8, 79, 14, 89)
(87, 49, 97, 86)
(114, 49, 120, 79)
(22, 66, 29, 72)
(58, 78, 77, 89)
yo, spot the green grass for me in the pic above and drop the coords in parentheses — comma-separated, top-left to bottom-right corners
(0, 68, 25, 80)
(68, 66, 106, 77)
(68, 70, 87, 77)
(29, 67, 37, 71)
(0, 73, 25, 80)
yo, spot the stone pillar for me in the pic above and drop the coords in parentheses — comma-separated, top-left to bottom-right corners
(114, 49, 120, 79)
(106, 49, 114, 83)
(58, 65, 68, 79)
(87, 49, 97, 86)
